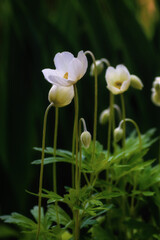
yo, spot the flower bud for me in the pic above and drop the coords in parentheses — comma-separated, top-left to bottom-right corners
(114, 127, 124, 142)
(130, 75, 143, 90)
(48, 85, 74, 107)
(99, 109, 110, 125)
(90, 60, 104, 76)
(151, 90, 160, 106)
(153, 77, 160, 93)
(80, 131, 91, 148)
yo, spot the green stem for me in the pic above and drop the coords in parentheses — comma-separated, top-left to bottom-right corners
(85, 51, 98, 166)
(119, 118, 142, 217)
(73, 84, 79, 240)
(53, 107, 59, 193)
(72, 114, 76, 188)
(36, 103, 53, 240)
(119, 118, 142, 151)
(78, 119, 83, 192)
(120, 94, 126, 150)
(101, 58, 110, 67)
(74, 85, 79, 191)
(106, 92, 114, 181)
(53, 107, 60, 228)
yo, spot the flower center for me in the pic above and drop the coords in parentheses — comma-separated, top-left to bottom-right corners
(115, 81, 122, 89)
(63, 72, 68, 79)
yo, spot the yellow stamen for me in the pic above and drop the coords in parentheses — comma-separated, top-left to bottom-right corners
(63, 72, 68, 79)
(115, 81, 122, 89)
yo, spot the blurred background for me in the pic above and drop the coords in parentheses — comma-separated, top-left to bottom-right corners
(0, 0, 160, 237)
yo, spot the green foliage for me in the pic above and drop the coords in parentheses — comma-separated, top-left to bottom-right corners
(1, 128, 160, 239)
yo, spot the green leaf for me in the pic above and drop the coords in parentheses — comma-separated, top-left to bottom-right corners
(26, 189, 64, 203)
(46, 205, 72, 228)
(0, 213, 36, 230)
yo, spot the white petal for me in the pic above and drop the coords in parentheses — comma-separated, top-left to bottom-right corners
(116, 65, 130, 82)
(121, 79, 130, 92)
(77, 51, 88, 76)
(107, 85, 121, 95)
(105, 66, 117, 85)
(68, 58, 84, 82)
(54, 52, 74, 72)
(42, 68, 69, 86)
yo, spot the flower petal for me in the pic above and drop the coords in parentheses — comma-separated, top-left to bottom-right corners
(116, 65, 130, 82)
(54, 52, 74, 73)
(105, 66, 117, 85)
(77, 51, 88, 76)
(68, 58, 84, 82)
(42, 68, 70, 86)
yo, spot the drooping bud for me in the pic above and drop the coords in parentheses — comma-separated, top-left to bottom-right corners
(151, 89, 160, 106)
(130, 75, 143, 90)
(99, 109, 110, 125)
(114, 127, 124, 142)
(48, 85, 74, 107)
(153, 77, 160, 93)
(80, 131, 91, 148)
(90, 60, 104, 76)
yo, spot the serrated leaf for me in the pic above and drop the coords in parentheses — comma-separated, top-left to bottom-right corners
(46, 205, 71, 228)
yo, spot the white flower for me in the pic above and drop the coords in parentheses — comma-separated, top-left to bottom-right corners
(42, 51, 88, 87)
(105, 65, 131, 95)
(48, 85, 74, 107)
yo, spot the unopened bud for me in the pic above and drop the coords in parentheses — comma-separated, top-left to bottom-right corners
(153, 77, 160, 93)
(90, 60, 104, 76)
(80, 131, 91, 148)
(151, 90, 160, 107)
(114, 127, 124, 142)
(48, 85, 74, 107)
(130, 75, 143, 90)
(99, 109, 110, 125)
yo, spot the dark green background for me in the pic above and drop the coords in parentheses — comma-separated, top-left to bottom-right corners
(0, 0, 160, 219)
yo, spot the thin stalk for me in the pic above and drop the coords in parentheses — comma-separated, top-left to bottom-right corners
(78, 119, 83, 191)
(73, 84, 79, 240)
(101, 58, 110, 67)
(120, 94, 126, 150)
(53, 107, 60, 227)
(74, 85, 79, 191)
(36, 103, 53, 240)
(85, 51, 98, 166)
(106, 92, 114, 181)
(53, 107, 59, 193)
(119, 118, 142, 217)
(72, 114, 76, 188)
(119, 118, 142, 151)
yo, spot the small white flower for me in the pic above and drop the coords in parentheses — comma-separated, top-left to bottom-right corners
(48, 85, 74, 107)
(105, 65, 131, 95)
(42, 51, 88, 87)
